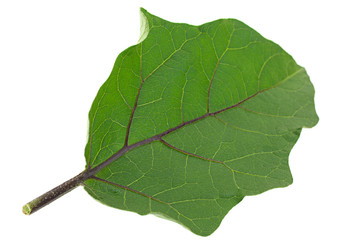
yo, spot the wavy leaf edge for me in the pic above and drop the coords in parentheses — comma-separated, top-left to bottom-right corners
(79, 8, 319, 236)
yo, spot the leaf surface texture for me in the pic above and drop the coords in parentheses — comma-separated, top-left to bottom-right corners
(83, 9, 318, 236)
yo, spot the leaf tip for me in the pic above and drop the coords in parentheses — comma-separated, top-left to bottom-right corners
(139, 7, 147, 14)
(138, 7, 150, 43)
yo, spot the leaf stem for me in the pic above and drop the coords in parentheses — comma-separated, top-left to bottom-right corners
(22, 171, 87, 215)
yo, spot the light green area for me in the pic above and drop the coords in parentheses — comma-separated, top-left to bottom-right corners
(22, 197, 42, 215)
(83, 8, 318, 236)
(22, 203, 32, 215)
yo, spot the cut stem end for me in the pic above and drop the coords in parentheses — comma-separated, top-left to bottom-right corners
(22, 203, 32, 215)
(22, 171, 86, 215)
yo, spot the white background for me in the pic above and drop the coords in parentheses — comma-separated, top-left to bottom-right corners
(1, 0, 359, 239)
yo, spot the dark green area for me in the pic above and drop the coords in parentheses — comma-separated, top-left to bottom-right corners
(83, 8, 318, 236)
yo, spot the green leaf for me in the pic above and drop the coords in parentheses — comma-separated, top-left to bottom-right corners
(83, 8, 318, 236)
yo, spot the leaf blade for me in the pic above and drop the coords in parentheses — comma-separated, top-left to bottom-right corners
(83, 8, 318, 236)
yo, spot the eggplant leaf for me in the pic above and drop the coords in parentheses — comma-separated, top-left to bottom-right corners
(82, 9, 318, 235)
(23, 8, 318, 236)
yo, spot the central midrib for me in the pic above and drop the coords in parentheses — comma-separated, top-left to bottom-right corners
(85, 86, 261, 178)
(85, 67, 304, 179)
